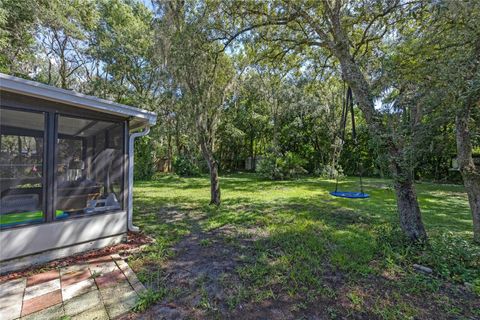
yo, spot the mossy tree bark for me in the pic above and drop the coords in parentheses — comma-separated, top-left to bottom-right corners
(456, 99, 480, 243)
(324, 9, 427, 242)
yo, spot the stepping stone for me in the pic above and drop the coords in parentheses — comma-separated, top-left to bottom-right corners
(95, 270, 127, 289)
(0, 278, 26, 320)
(0, 279, 25, 310)
(62, 278, 96, 301)
(64, 290, 103, 316)
(24, 278, 61, 300)
(61, 269, 92, 287)
(0, 277, 26, 297)
(99, 281, 134, 303)
(71, 304, 109, 320)
(60, 264, 89, 277)
(104, 290, 138, 319)
(100, 282, 138, 318)
(0, 304, 23, 320)
(90, 261, 118, 276)
(110, 254, 123, 262)
(21, 290, 62, 317)
(100, 281, 138, 318)
(114, 257, 147, 294)
(131, 280, 147, 294)
(0, 256, 143, 319)
(0, 291, 24, 310)
(114, 258, 130, 273)
(21, 302, 65, 320)
(26, 270, 59, 287)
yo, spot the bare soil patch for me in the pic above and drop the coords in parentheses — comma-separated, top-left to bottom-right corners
(129, 227, 479, 320)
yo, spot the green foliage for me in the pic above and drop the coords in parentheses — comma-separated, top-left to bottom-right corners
(0, 0, 38, 74)
(421, 233, 480, 283)
(473, 278, 480, 296)
(255, 153, 282, 180)
(314, 164, 344, 179)
(172, 156, 201, 177)
(376, 225, 480, 285)
(134, 136, 155, 181)
(256, 152, 307, 180)
(3, 0, 476, 187)
(473, 147, 480, 157)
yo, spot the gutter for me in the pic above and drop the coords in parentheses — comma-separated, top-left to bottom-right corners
(127, 126, 151, 232)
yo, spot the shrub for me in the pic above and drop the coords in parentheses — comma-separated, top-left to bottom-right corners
(419, 233, 480, 283)
(256, 152, 307, 180)
(172, 156, 201, 177)
(314, 164, 344, 179)
(256, 154, 282, 180)
(375, 225, 480, 285)
(134, 136, 155, 180)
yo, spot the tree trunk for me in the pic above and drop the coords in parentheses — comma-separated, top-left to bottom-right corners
(199, 136, 221, 206)
(455, 102, 480, 243)
(59, 39, 68, 89)
(208, 158, 221, 206)
(250, 135, 255, 171)
(175, 117, 182, 156)
(455, 35, 480, 243)
(47, 60, 52, 85)
(167, 130, 173, 172)
(393, 174, 427, 241)
(329, 24, 427, 242)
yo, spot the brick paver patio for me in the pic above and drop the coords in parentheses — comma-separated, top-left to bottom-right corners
(0, 254, 146, 320)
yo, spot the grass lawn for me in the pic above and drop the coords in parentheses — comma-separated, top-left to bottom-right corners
(129, 173, 479, 319)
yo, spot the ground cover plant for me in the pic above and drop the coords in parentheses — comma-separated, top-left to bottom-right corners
(128, 173, 479, 319)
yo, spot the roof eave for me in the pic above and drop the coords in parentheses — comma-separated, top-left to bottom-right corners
(0, 73, 157, 126)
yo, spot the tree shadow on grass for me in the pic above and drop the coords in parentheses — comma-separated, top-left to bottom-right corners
(130, 174, 477, 319)
(131, 201, 478, 320)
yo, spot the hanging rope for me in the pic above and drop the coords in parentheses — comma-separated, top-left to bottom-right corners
(335, 83, 348, 193)
(334, 84, 366, 196)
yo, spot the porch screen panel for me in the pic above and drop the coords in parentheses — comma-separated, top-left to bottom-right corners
(0, 108, 46, 228)
(56, 115, 124, 218)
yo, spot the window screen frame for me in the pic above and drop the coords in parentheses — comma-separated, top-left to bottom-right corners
(0, 102, 128, 230)
(0, 105, 48, 228)
(55, 113, 127, 219)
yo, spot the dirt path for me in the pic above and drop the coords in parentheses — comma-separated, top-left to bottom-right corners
(134, 227, 239, 319)
(131, 221, 302, 320)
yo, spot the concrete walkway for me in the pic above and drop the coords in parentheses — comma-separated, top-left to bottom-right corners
(0, 254, 146, 320)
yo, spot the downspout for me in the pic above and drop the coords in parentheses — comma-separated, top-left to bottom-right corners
(127, 126, 150, 232)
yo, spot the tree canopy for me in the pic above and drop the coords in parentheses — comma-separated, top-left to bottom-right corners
(1, 0, 479, 242)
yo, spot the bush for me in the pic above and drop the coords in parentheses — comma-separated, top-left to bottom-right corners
(256, 152, 307, 180)
(134, 136, 155, 180)
(375, 225, 480, 285)
(314, 164, 344, 179)
(420, 233, 480, 284)
(172, 156, 201, 177)
(256, 154, 282, 180)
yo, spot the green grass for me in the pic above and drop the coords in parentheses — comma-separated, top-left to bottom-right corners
(131, 173, 479, 318)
